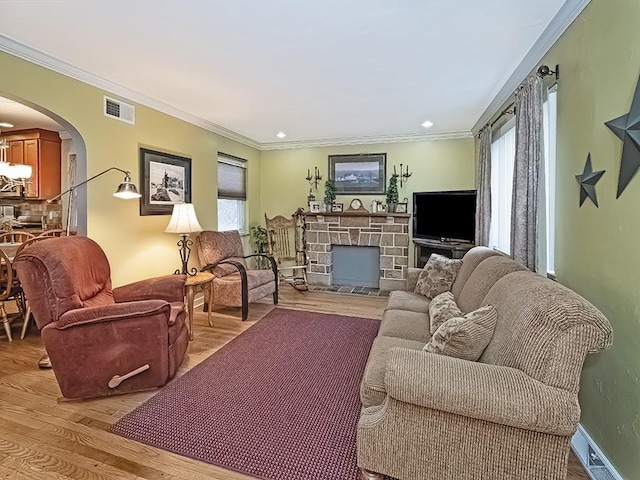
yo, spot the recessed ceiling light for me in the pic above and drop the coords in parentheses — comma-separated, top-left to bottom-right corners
(0, 122, 14, 128)
(276, 131, 286, 139)
(421, 121, 434, 128)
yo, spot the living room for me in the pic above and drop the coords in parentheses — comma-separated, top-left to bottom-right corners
(0, 0, 638, 479)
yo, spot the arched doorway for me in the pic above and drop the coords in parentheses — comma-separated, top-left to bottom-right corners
(0, 94, 88, 234)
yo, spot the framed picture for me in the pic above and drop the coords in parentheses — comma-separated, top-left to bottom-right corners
(395, 202, 408, 213)
(139, 148, 192, 215)
(309, 201, 322, 213)
(328, 153, 386, 195)
(331, 203, 344, 213)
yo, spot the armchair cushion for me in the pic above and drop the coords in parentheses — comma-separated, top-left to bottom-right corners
(197, 230, 246, 277)
(56, 300, 171, 329)
(213, 269, 276, 306)
(414, 254, 462, 299)
(424, 304, 497, 361)
(113, 274, 186, 303)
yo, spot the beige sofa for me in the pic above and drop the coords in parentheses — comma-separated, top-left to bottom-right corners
(357, 247, 613, 480)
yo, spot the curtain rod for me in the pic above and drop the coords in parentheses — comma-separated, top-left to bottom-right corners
(490, 103, 516, 128)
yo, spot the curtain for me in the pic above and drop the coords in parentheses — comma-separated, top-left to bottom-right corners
(511, 75, 544, 270)
(475, 127, 492, 246)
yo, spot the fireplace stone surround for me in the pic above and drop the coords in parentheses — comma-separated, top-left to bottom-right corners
(304, 212, 410, 291)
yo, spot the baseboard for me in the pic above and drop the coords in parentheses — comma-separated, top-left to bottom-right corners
(571, 424, 623, 480)
(193, 292, 205, 309)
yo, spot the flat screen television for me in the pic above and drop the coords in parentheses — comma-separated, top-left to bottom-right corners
(413, 190, 477, 243)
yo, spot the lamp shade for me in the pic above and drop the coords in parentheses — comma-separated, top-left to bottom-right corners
(165, 203, 203, 234)
(113, 180, 141, 199)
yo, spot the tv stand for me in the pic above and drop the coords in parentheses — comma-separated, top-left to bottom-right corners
(413, 238, 475, 267)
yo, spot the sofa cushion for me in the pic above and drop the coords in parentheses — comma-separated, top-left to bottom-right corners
(379, 309, 430, 342)
(428, 291, 462, 334)
(414, 254, 462, 299)
(385, 290, 430, 314)
(450, 246, 502, 300)
(360, 335, 425, 407)
(424, 305, 497, 361)
(456, 256, 528, 313)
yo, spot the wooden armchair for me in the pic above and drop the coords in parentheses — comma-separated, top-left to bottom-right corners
(196, 230, 278, 321)
(264, 213, 308, 291)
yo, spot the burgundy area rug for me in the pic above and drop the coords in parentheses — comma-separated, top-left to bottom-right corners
(110, 307, 380, 480)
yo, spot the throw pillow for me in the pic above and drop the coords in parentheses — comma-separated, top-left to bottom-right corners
(414, 254, 462, 300)
(424, 305, 497, 361)
(428, 291, 462, 335)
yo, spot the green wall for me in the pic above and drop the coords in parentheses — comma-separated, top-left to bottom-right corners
(0, 51, 261, 286)
(259, 139, 474, 264)
(518, 0, 639, 476)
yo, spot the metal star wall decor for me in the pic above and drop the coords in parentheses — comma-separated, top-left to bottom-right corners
(605, 74, 640, 198)
(576, 153, 605, 207)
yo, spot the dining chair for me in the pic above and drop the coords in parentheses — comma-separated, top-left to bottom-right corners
(38, 229, 67, 237)
(0, 247, 26, 342)
(0, 231, 36, 243)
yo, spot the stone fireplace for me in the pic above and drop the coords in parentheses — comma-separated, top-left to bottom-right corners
(304, 212, 410, 291)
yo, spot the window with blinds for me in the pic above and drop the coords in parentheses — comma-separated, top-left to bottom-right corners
(217, 154, 247, 233)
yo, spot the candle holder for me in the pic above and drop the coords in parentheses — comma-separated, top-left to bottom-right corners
(305, 166, 322, 189)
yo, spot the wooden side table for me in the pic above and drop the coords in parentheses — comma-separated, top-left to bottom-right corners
(184, 272, 214, 341)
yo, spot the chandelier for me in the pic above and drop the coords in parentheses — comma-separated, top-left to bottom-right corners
(0, 133, 33, 193)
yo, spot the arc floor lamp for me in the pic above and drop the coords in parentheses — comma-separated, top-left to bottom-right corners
(47, 167, 141, 235)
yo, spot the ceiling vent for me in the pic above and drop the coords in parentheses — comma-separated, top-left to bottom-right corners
(104, 96, 135, 125)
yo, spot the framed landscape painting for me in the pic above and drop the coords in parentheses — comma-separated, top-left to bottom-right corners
(140, 147, 191, 215)
(328, 153, 386, 195)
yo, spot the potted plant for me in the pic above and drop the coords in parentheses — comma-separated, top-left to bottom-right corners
(323, 179, 336, 210)
(386, 174, 399, 212)
(250, 225, 273, 269)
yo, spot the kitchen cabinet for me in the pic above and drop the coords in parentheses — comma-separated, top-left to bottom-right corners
(2, 129, 61, 199)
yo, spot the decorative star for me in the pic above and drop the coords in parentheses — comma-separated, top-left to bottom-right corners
(576, 153, 605, 207)
(605, 74, 640, 198)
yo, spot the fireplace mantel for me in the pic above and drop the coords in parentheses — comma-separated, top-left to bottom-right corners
(303, 211, 409, 291)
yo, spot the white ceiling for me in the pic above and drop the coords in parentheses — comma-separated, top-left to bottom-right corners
(0, 97, 64, 133)
(0, 1, 573, 147)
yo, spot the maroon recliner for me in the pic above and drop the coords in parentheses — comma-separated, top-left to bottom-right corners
(14, 236, 189, 399)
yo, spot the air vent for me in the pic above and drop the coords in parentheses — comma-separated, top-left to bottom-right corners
(572, 425, 622, 480)
(104, 96, 135, 125)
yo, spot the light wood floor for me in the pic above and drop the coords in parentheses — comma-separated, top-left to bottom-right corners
(0, 287, 589, 479)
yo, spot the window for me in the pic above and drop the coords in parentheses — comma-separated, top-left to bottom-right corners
(488, 86, 557, 274)
(489, 121, 516, 255)
(217, 154, 247, 233)
(543, 87, 557, 276)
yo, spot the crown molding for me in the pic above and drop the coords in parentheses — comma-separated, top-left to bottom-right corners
(261, 130, 472, 150)
(0, 34, 262, 150)
(471, 0, 591, 134)
(58, 130, 71, 140)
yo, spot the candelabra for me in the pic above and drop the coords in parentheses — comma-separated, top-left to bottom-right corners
(394, 164, 413, 188)
(305, 167, 322, 189)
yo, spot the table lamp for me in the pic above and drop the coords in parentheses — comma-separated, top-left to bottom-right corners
(165, 203, 203, 275)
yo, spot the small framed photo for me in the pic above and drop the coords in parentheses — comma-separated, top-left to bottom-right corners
(395, 202, 408, 213)
(309, 201, 322, 213)
(331, 203, 344, 213)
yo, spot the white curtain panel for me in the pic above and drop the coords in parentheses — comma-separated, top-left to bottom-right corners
(489, 126, 515, 254)
(511, 75, 544, 271)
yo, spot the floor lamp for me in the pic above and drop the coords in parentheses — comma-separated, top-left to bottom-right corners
(164, 203, 203, 275)
(47, 167, 141, 235)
